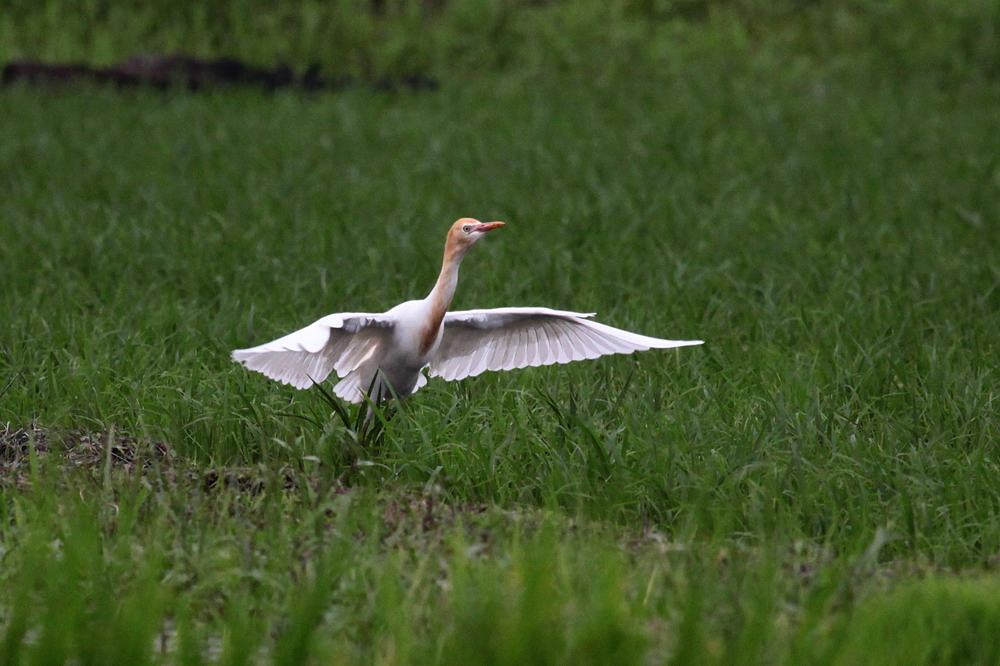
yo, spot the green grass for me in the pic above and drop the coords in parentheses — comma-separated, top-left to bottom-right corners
(2, 7, 1000, 662)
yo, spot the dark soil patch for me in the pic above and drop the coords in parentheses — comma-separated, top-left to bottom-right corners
(0, 422, 357, 499)
(383, 489, 488, 537)
(1, 421, 174, 487)
(2, 54, 439, 93)
(1, 423, 496, 544)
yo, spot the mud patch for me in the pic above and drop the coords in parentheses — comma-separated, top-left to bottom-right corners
(383, 489, 488, 537)
(2, 423, 356, 498)
(2, 54, 439, 93)
(199, 465, 338, 494)
(1, 421, 174, 488)
(0, 421, 50, 462)
(0, 423, 499, 546)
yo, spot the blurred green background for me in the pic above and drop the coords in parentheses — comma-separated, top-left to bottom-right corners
(2, 0, 997, 82)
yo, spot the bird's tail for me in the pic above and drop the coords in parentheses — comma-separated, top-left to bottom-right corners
(332, 365, 396, 406)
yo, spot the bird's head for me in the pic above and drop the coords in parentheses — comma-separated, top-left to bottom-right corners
(446, 217, 506, 256)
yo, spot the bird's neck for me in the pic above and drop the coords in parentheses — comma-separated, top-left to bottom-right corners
(416, 245, 464, 354)
(427, 246, 464, 315)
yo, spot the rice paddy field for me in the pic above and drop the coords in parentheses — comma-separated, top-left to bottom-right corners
(1, 1, 999, 663)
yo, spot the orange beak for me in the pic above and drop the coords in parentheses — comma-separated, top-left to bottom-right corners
(475, 221, 506, 233)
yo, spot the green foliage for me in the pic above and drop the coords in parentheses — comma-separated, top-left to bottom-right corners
(1, 2, 1000, 662)
(440, 530, 646, 665)
(3, 60, 997, 541)
(834, 577, 1000, 666)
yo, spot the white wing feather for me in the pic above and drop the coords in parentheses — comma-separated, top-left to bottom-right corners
(429, 307, 703, 381)
(231, 313, 394, 390)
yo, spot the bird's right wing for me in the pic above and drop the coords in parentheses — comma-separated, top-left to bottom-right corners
(231, 312, 394, 390)
(428, 307, 703, 381)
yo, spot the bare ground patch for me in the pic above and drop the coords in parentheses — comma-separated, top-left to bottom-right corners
(0, 422, 492, 534)
(1, 421, 174, 487)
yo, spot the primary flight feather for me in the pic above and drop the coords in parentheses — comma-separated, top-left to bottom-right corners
(232, 219, 703, 403)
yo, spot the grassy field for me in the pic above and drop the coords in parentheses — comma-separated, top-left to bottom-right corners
(2, 4, 1000, 663)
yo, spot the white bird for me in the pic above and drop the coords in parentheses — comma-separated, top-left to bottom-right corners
(232, 219, 703, 404)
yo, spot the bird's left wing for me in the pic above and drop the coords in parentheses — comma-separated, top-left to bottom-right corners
(231, 312, 395, 389)
(428, 307, 702, 381)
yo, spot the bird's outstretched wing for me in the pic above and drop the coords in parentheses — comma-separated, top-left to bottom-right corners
(428, 307, 703, 381)
(231, 313, 395, 391)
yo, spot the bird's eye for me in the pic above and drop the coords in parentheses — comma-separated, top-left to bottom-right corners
(462, 224, 473, 233)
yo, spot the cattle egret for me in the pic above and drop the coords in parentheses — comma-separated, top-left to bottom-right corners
(232, 219, 703, 403)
